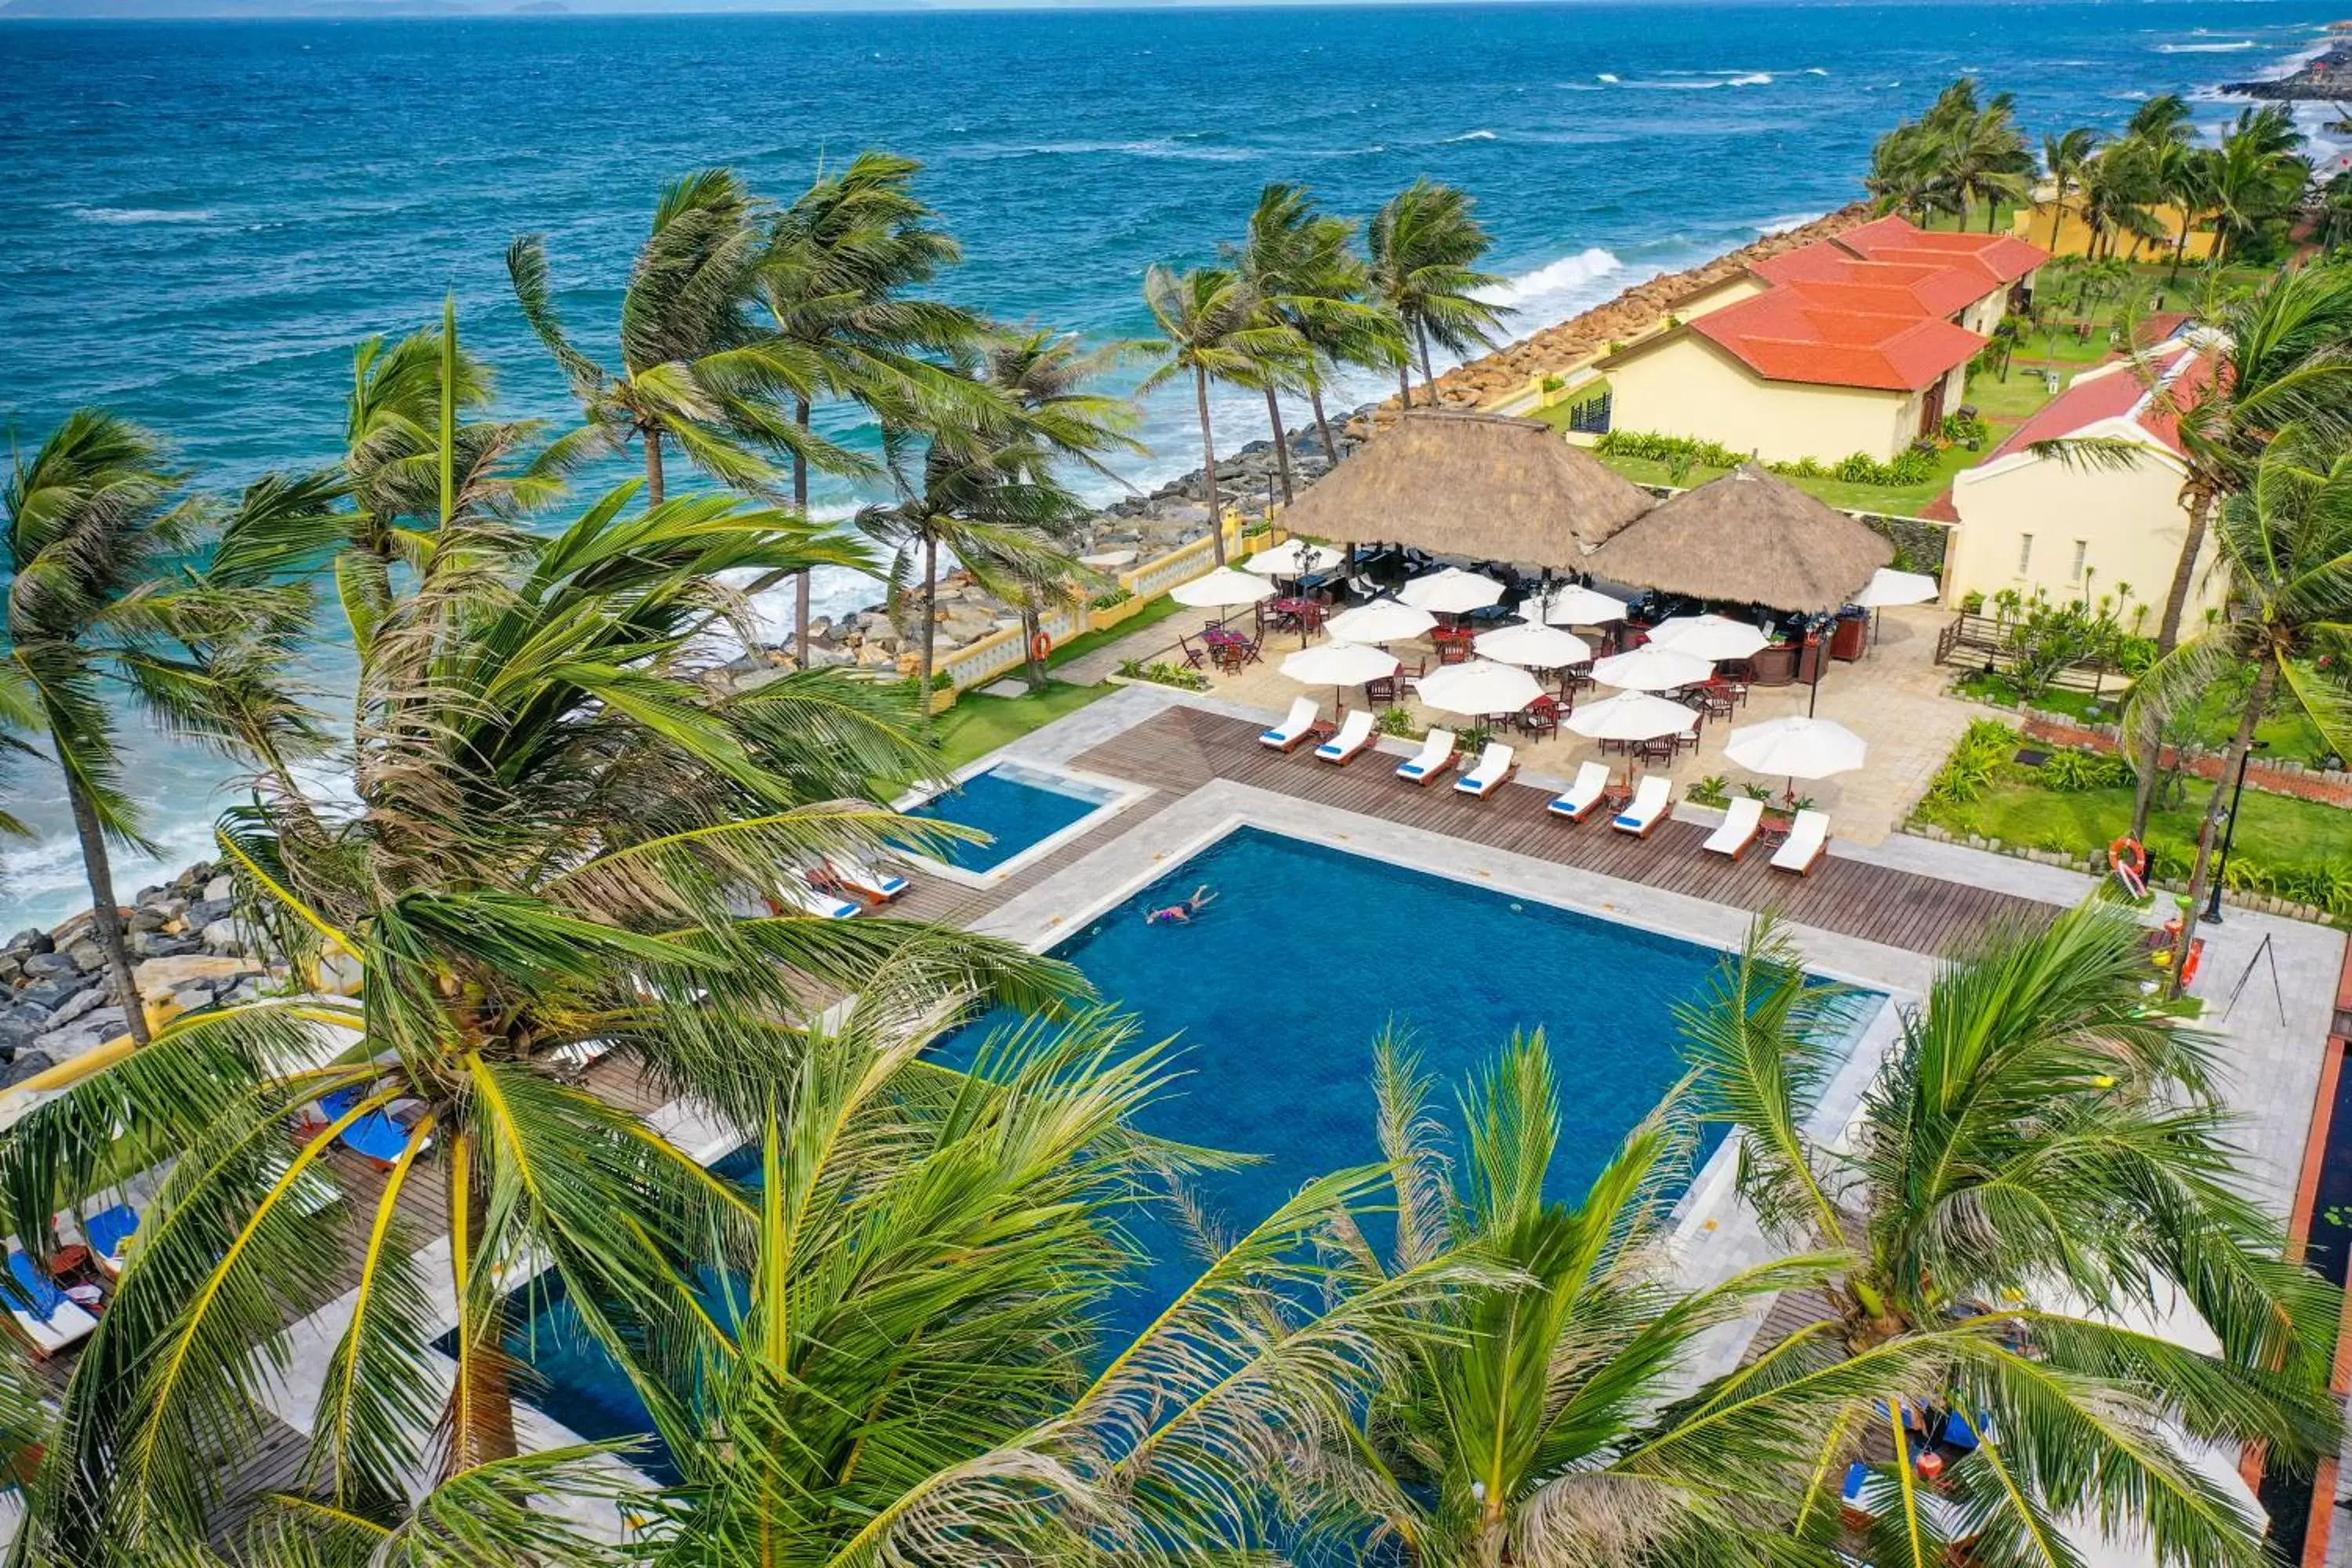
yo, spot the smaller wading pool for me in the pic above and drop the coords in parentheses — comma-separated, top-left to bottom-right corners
(902, 761, 1120, 876)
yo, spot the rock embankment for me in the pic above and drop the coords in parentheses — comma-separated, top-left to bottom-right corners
(0, 862, 274, 1086)
(2223, 43, 2352, 101)
(1352, 202, 1877, 427)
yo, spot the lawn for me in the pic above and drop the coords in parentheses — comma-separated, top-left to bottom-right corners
(1041, 591, 1187, 673)
(1955, 670, 2343, 769)
(927, 679, 1112, 773)
(1593, 436, 1984, 517)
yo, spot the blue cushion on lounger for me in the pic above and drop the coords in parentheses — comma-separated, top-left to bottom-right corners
(6, 1252, 66, 1324)
(83, 1203, 138, 1261)
(320, 1086, 413, 1164)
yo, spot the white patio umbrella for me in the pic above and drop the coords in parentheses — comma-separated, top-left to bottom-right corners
(1475, 621, 1592, 669)
(1414, 659, 1543, 718)
(1647, 613, 1769, 662)
(1244, 538, 1343, 576)
(1563, 691, 1699, 742)
(1853, 567, 1940, 608)
(1326, 597, 1436, 645)
(1591, 644, 1715, 691)
(1279, 641, 1398, 692)
(1541, 584, 1629, 626)
(1397, 567, 1504, 615)
(1171, 565, 1276, 611)
(1725, 717, 1867, 800)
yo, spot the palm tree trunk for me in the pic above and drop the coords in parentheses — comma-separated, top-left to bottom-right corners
(2155, 482, 2216, 652)
(643, 428, 666, 506)
(2169, 658, 2276, 998)
(1194, 365, 1225, 565)
(445, 1138, 519, 1474)
(1020, 605, 1048, 695)
(1395, 361, 1412, 411)
(920, 534, 941, 701)
(2128, 711, 2164, 845)
(61, 772, 149, 1047)
(792, 398, 812, 664)
(1261, 382, 1295, 506)
(1415, 321, 1438, 405)
(1308, 383, 1341, 473)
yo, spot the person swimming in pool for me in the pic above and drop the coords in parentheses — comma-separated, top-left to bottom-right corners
(1146, 885, 1216, 925)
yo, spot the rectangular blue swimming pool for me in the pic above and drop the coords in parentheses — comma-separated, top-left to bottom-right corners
(902, 763, 1116, 873)
(481, 826, 1879, 1464)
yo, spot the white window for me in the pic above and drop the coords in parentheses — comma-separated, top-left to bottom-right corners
(2071, 540, 2089, 579)
(2017, 534, 2034, 575)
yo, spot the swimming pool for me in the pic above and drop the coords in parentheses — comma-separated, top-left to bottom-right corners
(479, 825, 1879, 1461)
(902, 762, 1120, 875)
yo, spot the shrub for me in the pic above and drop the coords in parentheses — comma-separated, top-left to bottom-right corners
(1686, 773, 1730, 807)
(1921, 718, 2020, 809)
(1088, 586, 1134, 611)
(1594, 430, 1746, 470)
(1116, 658, 1210, 692)
(1540, 375, 1565, 393)
(2036, 747, 2136, 793)
(1960, 590, 1986, 615)
(1940, 409, 1990, 449)
(1374, 706, 1418, 737)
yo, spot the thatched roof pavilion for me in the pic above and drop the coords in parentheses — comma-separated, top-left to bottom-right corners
(1276, 409, 1653, 562)
(1587, 464, 1893, 614)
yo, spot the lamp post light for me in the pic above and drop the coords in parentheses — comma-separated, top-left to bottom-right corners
(2203, 739, 2268, 924)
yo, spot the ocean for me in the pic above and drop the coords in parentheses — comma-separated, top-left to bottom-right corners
(0, 0, 2339, 927)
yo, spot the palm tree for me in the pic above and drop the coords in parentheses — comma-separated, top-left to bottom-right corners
(1868, 118, 1947, 221)
(0, 322, 1078, 1563)
(761, 151, 979, 662)
(2078, 140, 2165, 261)
(2039, 127, 2101, 249)
(648, 1003, 1488, 1568)
(2147, 136, 2215, 278)
(1229, 183, 1399, 500)
(1682, 907, 2340, 1564)
(1322, 1034, 1933, 1565)
(1367, 179, 1508, 407)
(2205, 107, 2310, 263)
(1135, 263, 1304, 564)
(2128, 93, 2196, 149)
(0, 413, 328, 1050)
(2129, 429, 2352, 996)
(508, 168, 842, 506)
(2314, 167, 2352, 254)
(1936, 90, 2034, 232)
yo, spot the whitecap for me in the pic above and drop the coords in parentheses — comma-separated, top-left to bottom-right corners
(2154, 40, 2256, 52)
(1751, 209, 1830, 234)
(1480, 246, 1626, 315)
(1725, 72, 1773, 86)
(1596, 72, 1620, 84)
(1443, 129, 1499, 143)
(1804, 67, 1830, 76)
(70, 207, 216, 224)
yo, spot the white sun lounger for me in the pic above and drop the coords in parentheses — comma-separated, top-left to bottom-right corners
(1546, 761, 1611, 822)
(1611, 775, 1673, 838)
(1770, 809, 1831, 875)
(1395, 728, 1457, 785)
(1315, 710, 1375, 766)
(5, 1252, 96, 1359)
(829, 858, 909, 902)
(1452, 741, 1515, 798)
(1701, 796, 1766, 859)
(782, 881, 861, 920)
(1259, 696, 1320, 753)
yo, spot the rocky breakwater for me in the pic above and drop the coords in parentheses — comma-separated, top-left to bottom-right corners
(1351, 202, 1877, 430)
(714, 423, 1359, 684)
(2223, 42, 2352, 101)
(0, 861, 275, 1087)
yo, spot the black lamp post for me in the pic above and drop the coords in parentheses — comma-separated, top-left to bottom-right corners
(2203, 740, 2268, 924)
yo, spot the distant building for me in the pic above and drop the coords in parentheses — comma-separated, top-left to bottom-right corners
(1938, 337, 2222, 621)
(2009, 180, 2219, 263)
(1595, 216, 2047, 463)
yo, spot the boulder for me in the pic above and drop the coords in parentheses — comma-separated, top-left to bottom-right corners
(201, 920, 244, 954)
(132, 953, 259, 1000)
(8, 929, 51, 954)
(0, 1006, 52, 1050)
(47, 987, 108, 1029)
(1, 1051, 53, 1088)
(129, 931, 198, 960)
(0, 956, 21, 987)
(64, 939, 107, 973)
(35, 1008, 124, 1061)
(222, 978, 261, 1007)
(185, 898, 230, 928)
(167, 985, 215, 1017)
(16, 979, 82, 1013)
(203, 875, 234, 903)
(129, 905, 172, 933)
(23, 952, 78, 982)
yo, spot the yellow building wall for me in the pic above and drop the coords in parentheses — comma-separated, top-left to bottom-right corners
(1670, 274, 1769, 322)
(1602, 333, 1924, 463)
(2010, 201, 2218, 263)
(1944, 447, 2220, 622)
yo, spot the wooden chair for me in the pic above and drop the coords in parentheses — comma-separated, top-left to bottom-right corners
(1519, 696, 1561, 739)
(1175, 633, 1207, 670)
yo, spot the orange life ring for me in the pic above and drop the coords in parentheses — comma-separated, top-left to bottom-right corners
(2108, 836, 2148, 880)
(1030, 630, 1054, 663)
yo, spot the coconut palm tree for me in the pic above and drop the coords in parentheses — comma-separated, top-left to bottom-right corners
(1228, 183, 1399, 499)
(760, 151, 982, 662)
(1317, 1034, 1947, 1566)
(2078, 139, 2166, 261)
(2205, 106, 2311, 263)
(648, 1001, 1489, 1568)
(1366, 179, 1508, 408)
(2039, 127, 2101, 249)
(0, 325, 1079, 1564)
(508, 168, 846, 506)
(0, 413, 331, 1050)
(1868, 118, 1947, 221)
(2129, 429, 2352, 996)
(2315, 167, 2352, 254)
(1135, 263, 1305, 564)
(1936, 89, 2034, 232)
(1682, 907, 2341, 1565)
(2129, 93, 2196, 149)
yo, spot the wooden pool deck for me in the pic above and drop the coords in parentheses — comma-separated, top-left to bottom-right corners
(1060, 706, 2054, 960)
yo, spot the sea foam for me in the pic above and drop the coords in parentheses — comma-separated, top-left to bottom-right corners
(70, 206, 216, 223)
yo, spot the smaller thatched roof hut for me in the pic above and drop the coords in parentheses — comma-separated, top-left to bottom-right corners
(1587, 464, 1893, 613)
(1276, 408, 1653, 563)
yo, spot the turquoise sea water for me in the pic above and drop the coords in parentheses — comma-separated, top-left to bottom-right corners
(0, 2, 2340, 924)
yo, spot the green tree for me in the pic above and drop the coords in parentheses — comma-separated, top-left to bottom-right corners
(1682, 907, 2340, 1565)
(2038, 126, 2101, 249)
(2130, 429, 2352, 996)
(2128, 93, 2196, 149)
(508, 168, 844, 506)
(0, 319, 1073, 1564)
(2078, 137, 2165, 260)
(1367, 179, 1508, 408)
(2205, 106, 2310, 263)
(760, 151, 980, 662)
(0, 413, 328, 1049)
(1938, 88, 2034, 231)
(1135, 263, 1304, 563)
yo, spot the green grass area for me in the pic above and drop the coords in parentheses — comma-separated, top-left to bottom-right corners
(1965, 366, 2065, 422)
(927, 680, 1113, 773)
(1529, 379, 1610, 434)
(1955, 670, 2342, 768)
(1594, 435, 1984, 517)
(1042, 591, 1187, 674)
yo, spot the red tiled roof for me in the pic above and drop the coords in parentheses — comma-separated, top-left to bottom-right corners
(1687, 283, 1987, 391)
(1751, 242, 1994, 318)
(1833, 214, 2050, 285)
(1978, 345, 2207, 465)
